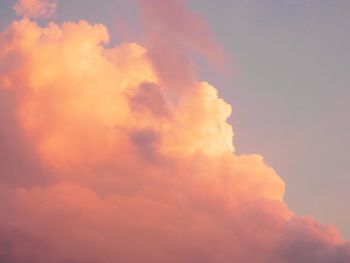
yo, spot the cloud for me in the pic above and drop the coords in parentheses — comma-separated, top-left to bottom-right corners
(0, 1, 349, 262)
(139, 0, 225, 95)
(13, 0, 57, 19)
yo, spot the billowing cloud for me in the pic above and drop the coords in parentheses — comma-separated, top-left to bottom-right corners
(13, 0, 57, 19)
(0, 1, 349, 262)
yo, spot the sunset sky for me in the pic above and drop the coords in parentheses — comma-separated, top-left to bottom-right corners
(0, 0, 349, 262)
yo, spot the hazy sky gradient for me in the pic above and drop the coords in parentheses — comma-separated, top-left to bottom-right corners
(190, 0, 350, 239)
(0, 0, 349, 239)
(188, 0, 350, 239)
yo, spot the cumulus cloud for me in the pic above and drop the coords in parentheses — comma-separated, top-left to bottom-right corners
(0, 1, 349, 262)
(13, 0, 57, 19)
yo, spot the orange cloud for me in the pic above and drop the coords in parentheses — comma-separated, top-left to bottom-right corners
(13, 0, 57, 19)
(0, 1, 349, 262)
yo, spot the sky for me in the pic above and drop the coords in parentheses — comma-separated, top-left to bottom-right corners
(189, 0, 350, 239)
(0, 0, 349, 262)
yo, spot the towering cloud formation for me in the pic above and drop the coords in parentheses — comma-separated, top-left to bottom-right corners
(0, 0, 349, 262)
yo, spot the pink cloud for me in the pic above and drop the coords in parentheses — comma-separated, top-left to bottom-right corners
(139, 0, 225, 95)
(0, 1, 349, 262)
(13, 0, 57, 19)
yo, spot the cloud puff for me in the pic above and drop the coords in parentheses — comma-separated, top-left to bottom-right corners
(0, 1, 349, 262)
(13, 0, 57, 19)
